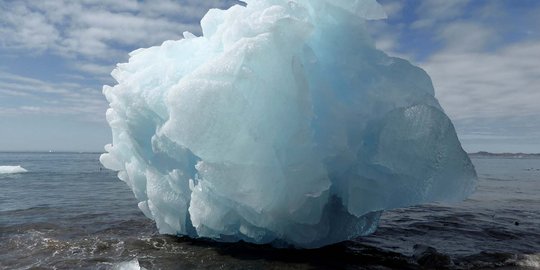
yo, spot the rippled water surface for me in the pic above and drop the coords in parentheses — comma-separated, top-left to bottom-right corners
(1, 152, 539, 269)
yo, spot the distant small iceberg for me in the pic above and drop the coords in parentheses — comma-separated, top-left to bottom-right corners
(112, 259, 147, 270)
(0, 165, 28, 174)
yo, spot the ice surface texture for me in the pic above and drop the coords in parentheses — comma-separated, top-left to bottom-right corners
(100, 0, 476, 248)
(0, 166, 28, 174)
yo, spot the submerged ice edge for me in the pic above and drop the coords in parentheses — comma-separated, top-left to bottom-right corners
(100, 0, 476, 248)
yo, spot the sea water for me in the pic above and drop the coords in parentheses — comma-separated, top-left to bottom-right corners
(1, 152, 539, 269)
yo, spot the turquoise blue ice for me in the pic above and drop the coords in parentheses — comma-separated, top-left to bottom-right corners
(100, 0, 477, 248)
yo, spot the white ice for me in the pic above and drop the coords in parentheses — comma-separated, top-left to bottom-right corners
(112, 259, 147, 270)
(100, 0, 476, 248)
(0, 166, 28, 174)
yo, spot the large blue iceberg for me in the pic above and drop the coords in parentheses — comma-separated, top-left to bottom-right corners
(100, 0, 476, 248)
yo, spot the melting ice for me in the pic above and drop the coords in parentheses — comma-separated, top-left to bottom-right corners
(100, 0, 477, 248)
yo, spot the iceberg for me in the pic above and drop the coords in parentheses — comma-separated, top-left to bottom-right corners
(100, 0, 476, 248)
(0, 166, 28, 174)
(112, 259, 147, 270)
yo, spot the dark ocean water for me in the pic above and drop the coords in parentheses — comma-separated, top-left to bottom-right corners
(0, 152, 539, 269)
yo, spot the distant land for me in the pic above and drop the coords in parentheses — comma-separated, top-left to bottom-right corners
(1, 150, 540, 156)
(468, 151, 540, 158)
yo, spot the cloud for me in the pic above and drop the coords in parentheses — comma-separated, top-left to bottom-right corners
(411, 0, 469, 29)
(369, 0, 540, 151)
(0, 1, 245, 126)
(436, 21, 498, 52)
(412, 2, 540, 129)
(74, 62, 115, 76)
(419, 39, 540, 152)
(422, 41, 540, 121)
(1, 0, 539, 152)
(0, 0, 241, 79)
(379, 0, 403, 18)
(0, 2, 60, 53)
(0, 71, 107, 122)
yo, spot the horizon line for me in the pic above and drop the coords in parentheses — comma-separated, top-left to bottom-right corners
(1, 150, 540, 155)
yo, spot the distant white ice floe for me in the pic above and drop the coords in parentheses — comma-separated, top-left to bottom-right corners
(0, 165, 28, 174)
(112, 259, 147, 270)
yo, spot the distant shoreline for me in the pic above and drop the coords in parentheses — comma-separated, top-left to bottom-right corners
(1, 150, 540, 158)
(468, 151, 540, 158)
(0, 151, 104, 154)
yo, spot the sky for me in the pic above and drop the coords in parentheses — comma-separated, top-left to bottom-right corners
(0, 0, 539, 153)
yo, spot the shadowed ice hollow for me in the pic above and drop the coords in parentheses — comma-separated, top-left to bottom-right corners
(100, 0, 477, 248)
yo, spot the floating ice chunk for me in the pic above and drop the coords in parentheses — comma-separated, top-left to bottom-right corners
(100, 0, 476, 248)
(112, 259, 147, 270)
(0, 166, 28, 174)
